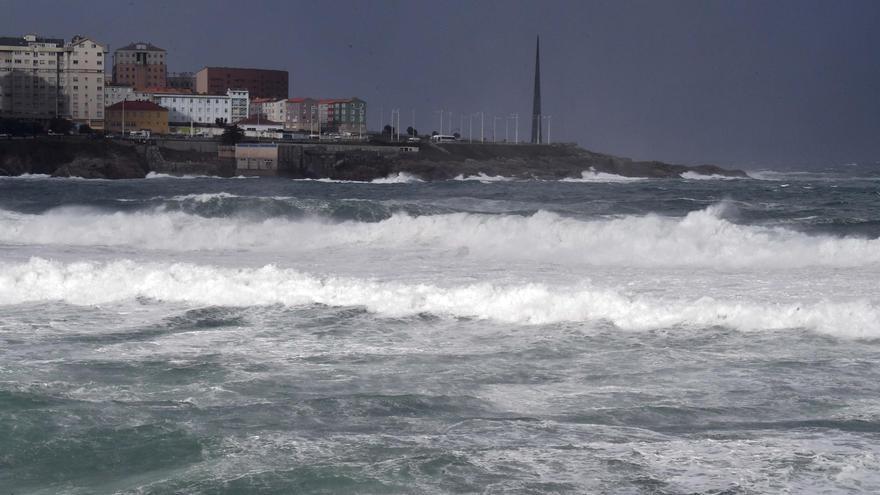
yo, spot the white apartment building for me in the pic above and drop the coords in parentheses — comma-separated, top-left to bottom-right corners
(0, 34, 64, 120)
(250, 98, 287, 123)
(153, 89, 249, 125)
(59, 36, 108, 128)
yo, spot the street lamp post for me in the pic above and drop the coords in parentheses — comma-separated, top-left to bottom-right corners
(493, 116, 502, 143)
(434, 109, 444, 136)
(510, 113, 519, 144)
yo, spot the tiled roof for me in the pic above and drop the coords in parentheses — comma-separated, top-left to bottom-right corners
(117, 41, 165, 52)
(106, 100, 167, 112)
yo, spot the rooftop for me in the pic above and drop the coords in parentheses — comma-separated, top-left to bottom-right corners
(117, 41, 165, 52)
(0, 35, 64, 47)
(106, 100, 167, 112)
(236, 115, 284, 126)
(199, 67, 287, 74)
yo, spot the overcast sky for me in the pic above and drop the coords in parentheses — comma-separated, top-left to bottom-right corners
(2, 0, 879, 168)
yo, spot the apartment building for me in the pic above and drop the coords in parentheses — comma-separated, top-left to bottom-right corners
(152, 88, 249, 125)
(286, 98, 318, 132)
(60, 35, 108, 128)
(196, 67, 287, 99)
(0, 34, 64, 120)
(113, 42, 166, 90)
(318, 97, 366, 133)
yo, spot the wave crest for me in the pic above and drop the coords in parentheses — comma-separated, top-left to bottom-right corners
(1, 204, 879, 268)
(1, 258, 876, 337)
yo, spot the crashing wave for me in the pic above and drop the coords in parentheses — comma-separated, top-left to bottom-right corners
(452, 173, 514, 182)
(560, 169, 646, 183)
(1, 258, 877, 337)
(680, 172, 744, 180)
(371, 172, 424, 184)
(1, 204, 879, 268)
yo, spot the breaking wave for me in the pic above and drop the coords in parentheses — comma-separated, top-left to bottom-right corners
(452, 173, 515, 182)
(1, 258, 877, 337)
(680, 171, 744, 180)
(371, 172, 424, 184)
(560, 169, 646, 183)
(1, 204, 879, 268)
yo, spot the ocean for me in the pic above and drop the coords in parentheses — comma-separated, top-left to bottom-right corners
(1, 167, 879, 494)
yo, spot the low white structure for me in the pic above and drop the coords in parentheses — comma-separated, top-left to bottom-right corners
(152, 89, 249, 125)
(103, 84, 152, 107)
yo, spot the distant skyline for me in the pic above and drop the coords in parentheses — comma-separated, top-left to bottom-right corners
(2, 0, 879, 169)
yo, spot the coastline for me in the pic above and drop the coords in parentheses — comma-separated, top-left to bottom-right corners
(0, 136, 748, 181)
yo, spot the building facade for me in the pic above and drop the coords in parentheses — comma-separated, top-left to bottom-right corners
(152, 88, 249, 125)
(113, 42, 166, 90)
(318, 97, 366, 133)
(0, 34, 64, 120)
(249, 98, 290, 123)
(195, 67, 287, 99)
(104, 100, 168, 134)
(59, 36, 107, 128)
(167, 72, 195, 92)
(286, 98, 318, 132)
(103, 84, 153, 108)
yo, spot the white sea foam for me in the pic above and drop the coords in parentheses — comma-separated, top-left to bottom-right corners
(1, 204, 879, 268)
(452, 173, 514, 182)
(680, 171, 743, 180)
(560, 168, 646, 183)
(167, 192, 241, 202)
(145, 172, 211, 179)
(1, 258, 876, 337)
(371, 172, 424, 184)
(0, 173, 53, 180)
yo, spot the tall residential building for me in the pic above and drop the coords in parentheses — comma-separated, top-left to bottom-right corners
(286, 98, 318, 132)
(113, 42, 166, 90)
(195, 67, 288, 99)
(0, 34, 64, 120)
(318, 98, 366, 133)
(60, 35, 108, 128)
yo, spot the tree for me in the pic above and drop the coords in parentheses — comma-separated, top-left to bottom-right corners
(220, 125, 244, 145)
(406, 126, 418, 137)
(432, 130, 439, 136)
(382, 124, 395, 137)
(452, 132, 461, 140)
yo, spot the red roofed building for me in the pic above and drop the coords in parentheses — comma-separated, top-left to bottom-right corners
(105, 100, 168, 134)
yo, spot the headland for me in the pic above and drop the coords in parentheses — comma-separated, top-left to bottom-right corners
(0, 136, 747, 181)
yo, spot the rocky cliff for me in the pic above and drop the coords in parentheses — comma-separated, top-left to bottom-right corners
(0, 137, 748, 180)
(0, 138, 148, 179)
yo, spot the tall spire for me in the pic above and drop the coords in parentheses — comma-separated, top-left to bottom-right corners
(530, 35, 542, 144)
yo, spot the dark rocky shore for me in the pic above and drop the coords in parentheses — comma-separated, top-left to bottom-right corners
(0, 137, 748, 180)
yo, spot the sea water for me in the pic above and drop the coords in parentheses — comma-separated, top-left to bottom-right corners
(1, 168, 879, 493)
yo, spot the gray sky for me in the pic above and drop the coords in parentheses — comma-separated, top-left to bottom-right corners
(2, 0, 879, 168)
